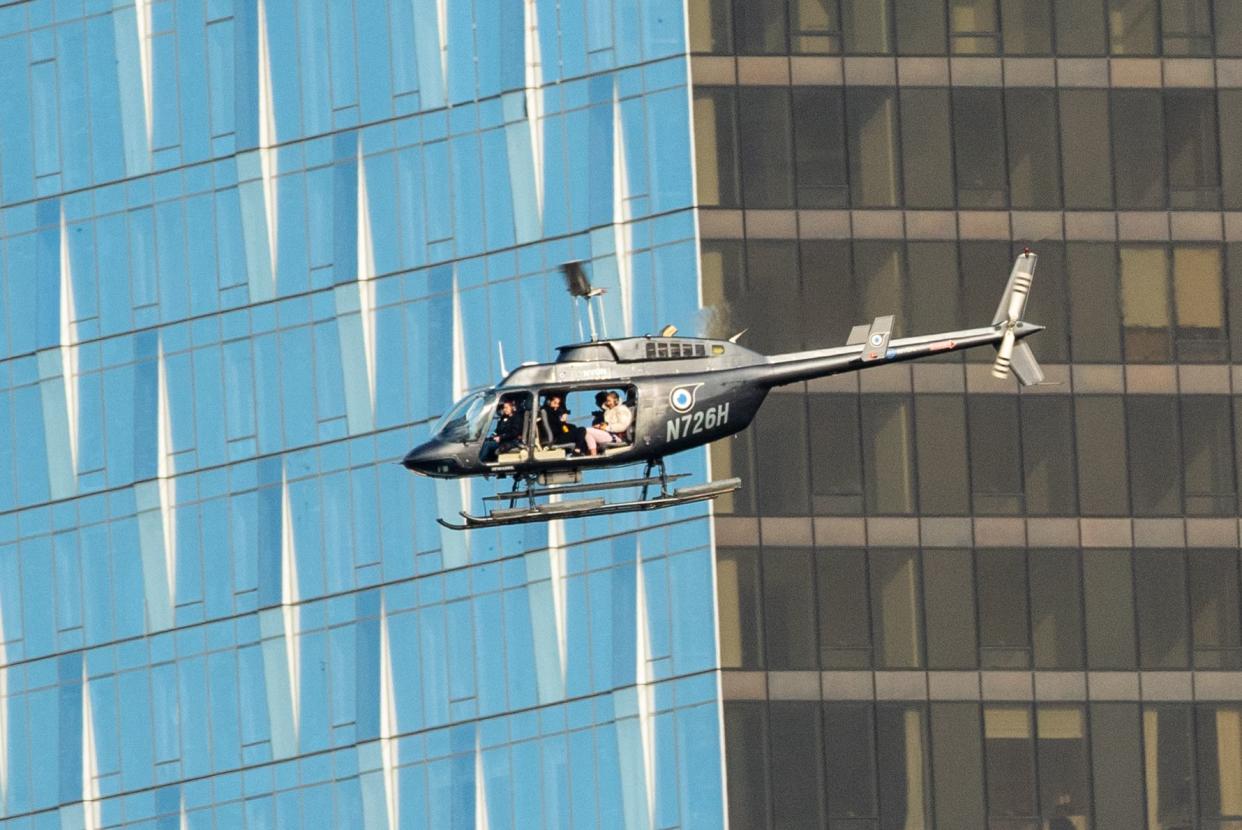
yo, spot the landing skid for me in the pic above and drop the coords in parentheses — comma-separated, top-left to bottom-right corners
(436, 460, 741, 530)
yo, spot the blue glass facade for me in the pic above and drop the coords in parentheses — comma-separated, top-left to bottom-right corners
(0, 1, 724, 827)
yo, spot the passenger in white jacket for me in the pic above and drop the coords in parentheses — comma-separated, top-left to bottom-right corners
(584, 391, 632, 455)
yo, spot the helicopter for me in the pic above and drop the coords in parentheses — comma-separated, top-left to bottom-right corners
(404, 252, 1044, 530)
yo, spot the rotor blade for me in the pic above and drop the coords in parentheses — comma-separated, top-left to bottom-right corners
(992, 328, 1017, 379)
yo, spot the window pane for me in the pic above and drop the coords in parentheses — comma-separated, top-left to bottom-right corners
(724, 703, 770, 827)
(1197, 704, 1242, 819)
(1220, 92, 1242, 209)
(693, 89, 740, 207)
(1021, 397, 1078, 515)
(1126, 396, 1182, 515)
(843, 0, 893, 51)
(1135, 550, 1190, 669)
(1166, 91, 1220, 209)
(1055, 0, 1107, 53)
(876, 706, 931, 829)
(896, 0, 947, 53)
(1218, 0, 1242, 56)
(923, 549, 978, 669)
(1230, 244, 1242, 363)
(754, 393, 811, 515)
(1067, 242, 1122, 361)
(907, 241, 963, 336)
(914, 396, 969, 515)
(792, 0, 843, 53)
(968, 396, 1024, 513)
(1076, 396, 1130, 514)
(952, 88, 1008, 207)
(770, 702, 826, 829)
(951, 0, 1000, 53)
(1084, 549, 1137, 669)
(1036, 706, 1091, 829)
(1120, 245, 1172, 361)
(1181, 397, 1236, 516)
(1142, 706, 1196, 829)
(1161, 0, 1212, 54)
(1005, 89, 1060, 207)
(1001, 0, 1052, 53)
(1108, 0, 1157, 54)
(763, 548, 819, 669)
(793, 88, 849, 207)
(870, 549, 924, 668)
(1090, 704, 1145, 829)
(1173, 246, 1227, 362)
(747, 240, 804, 355)
(809, 393, 865, 514)
(733, 0, 788, 52)
(688, 0, 734, 52)
(818, 549, 874, 668)
(1112, 90, 1166, 208)
(739, 87, 794, 208)
(977, 550, 1031, 668)
(855, 239, 905, 322)
(984, 706, 1037, 820)
(847, 88, 902, 206)
(899, 88, 955, 208)
(931, 704, 987, 828)
(1059, 90, 1113, 208)
(1029, 549, 1084, 669)
(861, 396, 916, 514)
(825, 703, 879, 818)
(1189, 551, 1242, 669)
(717, 547, 764, 667)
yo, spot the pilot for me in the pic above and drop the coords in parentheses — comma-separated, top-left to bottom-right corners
(541, 392, 584, 452)
(486, 397, 525, 459)
(583, 391, 633, 455)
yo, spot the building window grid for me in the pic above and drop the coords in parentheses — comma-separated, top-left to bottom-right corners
(693, 0, 1235, 55)
(696, 84, 1231, 214)
(719, 545, 1242, 673)
(727, 699, 1242, 829)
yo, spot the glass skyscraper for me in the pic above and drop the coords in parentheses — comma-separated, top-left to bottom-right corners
(5, 0, 1242, 828)
(0, 1, 722, 827)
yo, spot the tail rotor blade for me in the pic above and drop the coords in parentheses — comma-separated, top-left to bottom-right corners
(992, 328, 1017, 379)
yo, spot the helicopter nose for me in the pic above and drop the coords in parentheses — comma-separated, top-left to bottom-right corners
(401, 441, 443, 475)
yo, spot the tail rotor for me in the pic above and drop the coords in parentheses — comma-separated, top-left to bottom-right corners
(990, 250, 1044, 384)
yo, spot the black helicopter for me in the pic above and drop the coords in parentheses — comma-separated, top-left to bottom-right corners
(404, 253, 1044, 530)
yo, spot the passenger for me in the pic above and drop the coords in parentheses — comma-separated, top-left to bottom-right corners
(583, 391, 633, 456)
(541, 392, 584, 453)
(485, 397, 525, 459)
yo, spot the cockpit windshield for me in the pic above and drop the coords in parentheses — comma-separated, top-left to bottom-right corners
(432, 391, 496, 443)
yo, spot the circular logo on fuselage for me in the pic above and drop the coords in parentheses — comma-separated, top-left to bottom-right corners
(669, 384, 702, 413)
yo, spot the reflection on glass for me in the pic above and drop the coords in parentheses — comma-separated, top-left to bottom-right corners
(763, 548, 819, 669)
(1056, 0, 1107, 53)
(693, 88, 740, 207)
(952, 89, 1008, 207)
(899, 89, 955, 208)
(1143, 705, 1196, 829)
(1021, 398, 1078, 515)
(869, 549, 923, 668)
(1181, 398, 1236, 516)
(689, 0, 735, 51)
(1083, 549, 1137, 669)
(914, 396, 969, 515)
(877, 705, 932, 829)
(770, 702, 826, 828)
(793, 88, 849, 207)
(717, 547, 763, 667)
(1126, 397, 1182, 515)
(1030, 549, 1084, 669)
(1091, 704, 1146, 828)
(932, 704, 988, 827)
(1112, 90, 1166, 208)
(1059, 90, 1114, 209)
(897, 0, 948, 53)
(847, 88, 901, 206)
(1161, 0, 1213, 55)
(1108, 0, 1158, 54)
(734, 0, 789, 52)
(1005, 89, 1060, 208)
(968, 397, 1024, 514)
(792, 0, 843, 53)
(1189, 551, 1242, 669)
(1166, 91, 1221, 210)
(861, 397, 916, 514)
(725, 703, 770, 827)
(809, 394, 865, 514)
(739, 87, 795, 208)
(1197, 705, 1242, 822)
(843, 0, 893, 51)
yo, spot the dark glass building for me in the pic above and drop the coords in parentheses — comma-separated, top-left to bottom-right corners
(690, 0, 1242, 827)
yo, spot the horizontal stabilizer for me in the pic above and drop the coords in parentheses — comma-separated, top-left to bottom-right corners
(1009, 342, 1044, 386)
